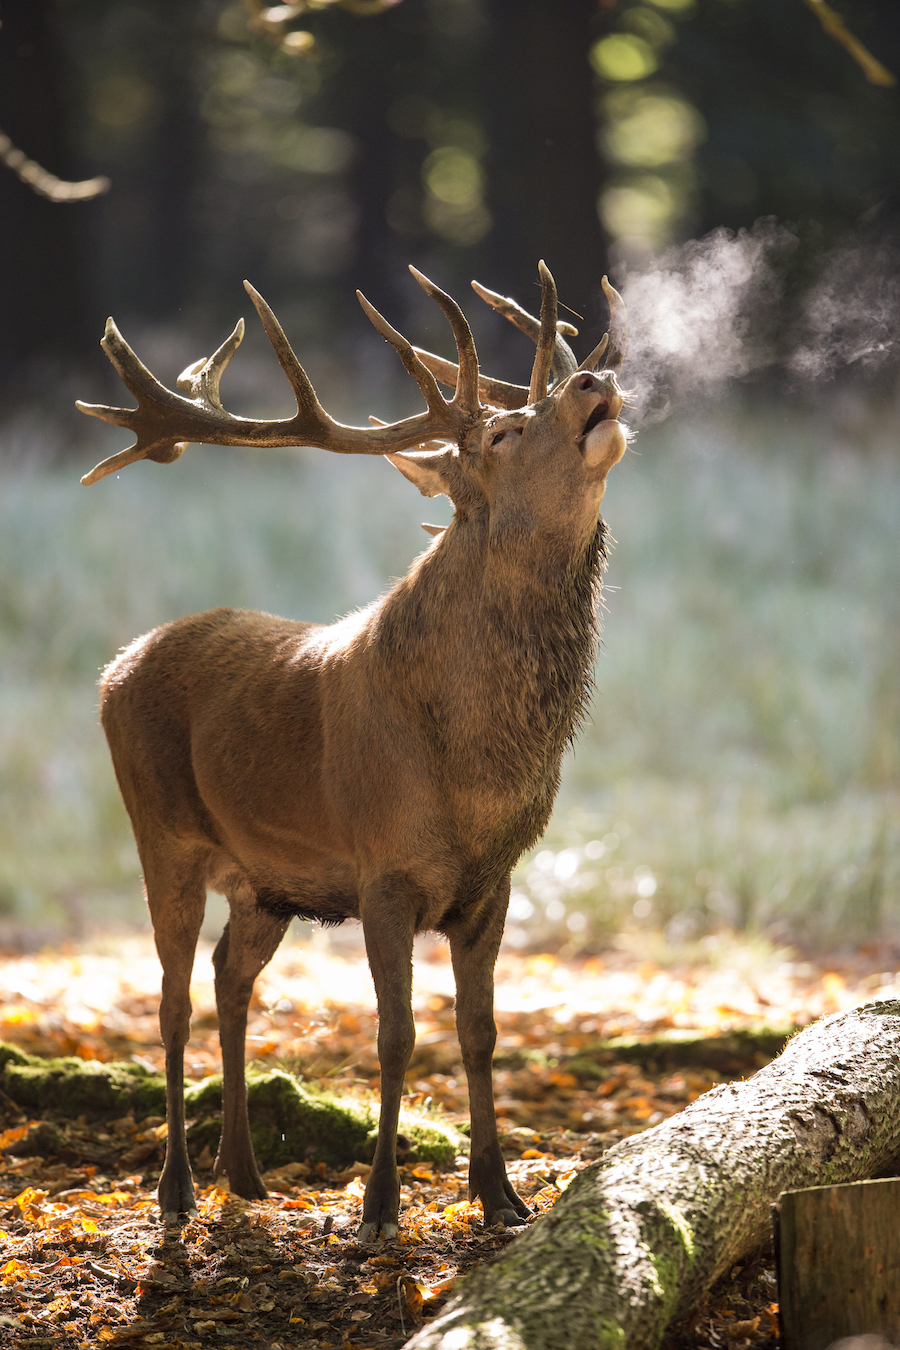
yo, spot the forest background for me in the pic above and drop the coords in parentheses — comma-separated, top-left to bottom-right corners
(0, 0, 899, 962)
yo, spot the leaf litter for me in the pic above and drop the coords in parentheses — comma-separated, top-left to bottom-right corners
(0, 931, 897, 1349)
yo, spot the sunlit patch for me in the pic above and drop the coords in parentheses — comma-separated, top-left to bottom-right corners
(590, 33, 658, 81)
(602, 93, 705, 168)
(598, 174, 687, 250)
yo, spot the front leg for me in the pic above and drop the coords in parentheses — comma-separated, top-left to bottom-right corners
(358, 876, 418, 1242)
(448, 878, 529, 1228)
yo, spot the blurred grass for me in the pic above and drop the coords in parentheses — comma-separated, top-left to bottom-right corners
(0, 400, 897, 950)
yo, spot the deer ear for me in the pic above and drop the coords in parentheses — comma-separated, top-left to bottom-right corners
(386, 449, 454, 498)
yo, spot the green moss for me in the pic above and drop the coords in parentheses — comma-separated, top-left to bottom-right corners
(237, 1071, 460, 1170)
(596, 1315, 628, 1349)
(2, 1053, 166, 1118)
(0, 1044, 458, 1170)
(248, 1069, 376, 1169)
(0, 1043, 35, 1073)
(568, 1026, 796, 1079)
(399, 1111, 460, 1167)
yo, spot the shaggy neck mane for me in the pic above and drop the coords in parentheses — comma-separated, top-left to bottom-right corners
(375, 517, 608, 818)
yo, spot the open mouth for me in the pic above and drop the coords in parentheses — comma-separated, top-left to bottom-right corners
(581, 400, 613, 439)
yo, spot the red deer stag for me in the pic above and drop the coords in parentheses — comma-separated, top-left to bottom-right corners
(78, 262, 628, 1238)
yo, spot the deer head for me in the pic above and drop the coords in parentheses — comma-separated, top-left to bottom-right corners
(77, 264, 628, 525)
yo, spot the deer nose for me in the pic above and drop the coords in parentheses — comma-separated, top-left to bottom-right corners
(575, 373, 598, 392)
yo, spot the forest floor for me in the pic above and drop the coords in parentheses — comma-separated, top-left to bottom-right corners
(0, 930, 896, 1350)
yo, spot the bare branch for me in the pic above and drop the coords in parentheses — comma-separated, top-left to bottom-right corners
(0, 128, 109, 203)
(801, 0, 896, 86)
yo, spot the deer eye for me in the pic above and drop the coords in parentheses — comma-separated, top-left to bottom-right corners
(490, 426, 523, 447)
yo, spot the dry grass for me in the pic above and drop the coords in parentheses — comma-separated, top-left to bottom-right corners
(0, 397, 897, 949)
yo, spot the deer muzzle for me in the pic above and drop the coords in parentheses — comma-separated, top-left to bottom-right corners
(574, 371, 626, 471)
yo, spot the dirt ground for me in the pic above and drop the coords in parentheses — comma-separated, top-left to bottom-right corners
(0, 930, 896, 1349)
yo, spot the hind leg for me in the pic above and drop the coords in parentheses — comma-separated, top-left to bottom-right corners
(212, 888, 290, 1198)
(448, 878, 529, 1228)
(143, 848, 208, 1222)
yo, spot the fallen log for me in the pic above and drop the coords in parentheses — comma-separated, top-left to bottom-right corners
(408, 1000, 900, 1350)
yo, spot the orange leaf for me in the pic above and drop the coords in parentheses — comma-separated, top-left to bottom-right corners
(547, 1072, 578, 1088)
(14, 1186, 48, 1212)
(443, 1201, 479, 1219)
(0, 1124, 30, 1150)
(1, 1258, 31, 1283)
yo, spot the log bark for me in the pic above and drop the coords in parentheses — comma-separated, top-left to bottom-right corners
(408, 1000, 900, 1350)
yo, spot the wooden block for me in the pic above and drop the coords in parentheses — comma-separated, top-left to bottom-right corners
(775, 1176, 900, 1350)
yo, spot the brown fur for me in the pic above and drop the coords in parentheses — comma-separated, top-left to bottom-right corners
(99, 343, 626, 1235)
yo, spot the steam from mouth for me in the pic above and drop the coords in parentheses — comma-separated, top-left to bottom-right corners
(614, 218, 900, 426)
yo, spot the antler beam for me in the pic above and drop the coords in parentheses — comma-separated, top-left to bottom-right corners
(79, 268, 483, 486)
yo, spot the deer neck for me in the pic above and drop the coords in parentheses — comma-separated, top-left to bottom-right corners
(375, 513, 607, 762)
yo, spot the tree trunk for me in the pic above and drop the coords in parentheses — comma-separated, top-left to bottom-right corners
(408, 999, 900, 1350)
(482, 0, 609, 336)
(0, 0, 97, 407)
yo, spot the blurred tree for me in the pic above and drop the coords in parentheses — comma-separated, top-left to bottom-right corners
(0, 0, 104, 405)
(481, 0, 611, 338)
(595, 0, 900, 259)
(68, 0, 207, 321)
(3, 0, 899, 430)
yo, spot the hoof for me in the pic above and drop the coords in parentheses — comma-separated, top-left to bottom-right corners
(357, 1219, 398, 1243)
(486, 1206, 528, 1228)
(215, 1166, 268, 1203)
(161, 1206, 198, 1225)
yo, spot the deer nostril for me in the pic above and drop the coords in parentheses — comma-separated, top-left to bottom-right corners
(575, 374, 595, 392)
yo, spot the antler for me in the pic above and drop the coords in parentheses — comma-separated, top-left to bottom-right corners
(78, 268, 483, 486)
(414, 268, 628, 411)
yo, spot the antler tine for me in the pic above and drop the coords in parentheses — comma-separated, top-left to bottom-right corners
(471, 276, 579, 381)
(412, 266, 586, 412)
(355, 289, 451, 422)
(408, 266, 480, 417)
(411, 348, 529, 411)
(576, 332, 610, 374)
(79, 438, 186, 486)
(599, 276, 628, 374)
(177, 318, 245, 407)
(528, 261, 558, 404)
(77, 317, 204, 484)
(243, 282, 331, 429)
(79, 276, 488, 486)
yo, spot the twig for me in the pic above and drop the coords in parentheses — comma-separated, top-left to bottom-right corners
(397, 1274, 407, 1337)
(0, 129, 109, 202)
(801, 0, 896, 87)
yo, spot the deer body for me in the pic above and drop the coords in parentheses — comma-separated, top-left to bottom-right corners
(81, 264, 627, 1237)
